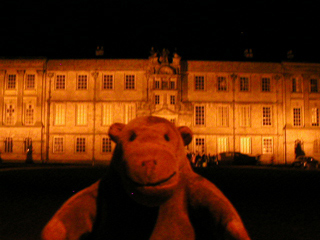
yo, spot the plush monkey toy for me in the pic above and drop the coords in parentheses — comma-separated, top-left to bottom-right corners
(42, 116, 250, 240)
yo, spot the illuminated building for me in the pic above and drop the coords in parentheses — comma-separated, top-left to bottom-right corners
(1, 50, 320, 165)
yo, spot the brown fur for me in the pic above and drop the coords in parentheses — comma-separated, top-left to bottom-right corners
(42, 116, 250, 240)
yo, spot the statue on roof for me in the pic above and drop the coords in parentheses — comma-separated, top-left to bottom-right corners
(160, 48, 170, 64)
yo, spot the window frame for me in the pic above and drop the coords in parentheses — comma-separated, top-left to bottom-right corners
(76, 74, 88, 90)
(4, 137, 13, 153)
(262, 137, 273, 154)
(102, 74, 114, 90)
(194, 105, 205, 126)
(54, 103, 66, 126)
(25, 74, 36, 90)
(154, 95, 160, 105)
(239, 76, 250, 92)
(217, 76, 228, 91)
(217, 105, 229, 127)
(170, 95, 176, 105)
(262, 106, 272, 126)
(53, 136, 64, 153)
(312, 107, 320, 126)
(24, 103, 35, 126)
(55, 74, 66, 90)
(75, 137, 86, 153)
(4, 103, 16, 125)
(101, 137, 112, 153)
(239, 105, 251, 127)
(293, 107, 302, 127)
(240, 137, 252, 154)
(261, 77, 271, 92)
(310, 79, 319, 93)
(125, 74, 136, 90)
(217, 137, 229, 154)
(76, 103, 88, 126)
(194, 75, 205, 91)
(6, 74, 17, 90)
(102, 103, 113, 126)
(195, 137, 206, 153)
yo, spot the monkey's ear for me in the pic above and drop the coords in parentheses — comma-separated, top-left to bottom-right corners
(108, 123, 126, 143)
(178, 126, 193, 146)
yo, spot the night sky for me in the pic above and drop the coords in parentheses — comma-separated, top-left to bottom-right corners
(0, 0, 319, 62)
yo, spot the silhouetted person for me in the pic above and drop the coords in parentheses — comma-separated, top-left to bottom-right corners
(295, 142, 305, 159)
(26, 143, 33, 164)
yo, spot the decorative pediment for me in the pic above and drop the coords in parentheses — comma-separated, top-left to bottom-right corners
(148, 47, 181, 75)
(158, 66, 175, 74)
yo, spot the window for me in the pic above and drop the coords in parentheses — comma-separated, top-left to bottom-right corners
(103, 75, 113, 90)
(292, 78, 302, 92)
(155, 95, 160, 105)
(261, 77, 271, 92)
(312, 108, 319, 126)
(169, 118, 176, 124)
(124, 104, 136, 124)
(195, 76, 205, 90)
(262, 137, 273, 154)
(76, 104, 88, 125)
(170, 95, 176, 105)
(239, 106, 250, 127)
(5, 104, 15, 125)
(102, 104, 113, 125)
(240, 137, 252, 154)
(240, 77, 249, 91)
(217, 76, 227, 91)
(54, 104, 66, 125)
(53, 137, 64, 153)
(217, 106, 229, 127)
(25, 74, 35, 89)
(217, 137, 228, 153)
(161, 79, 168, 89)
(262, 107, 272, 126)
(195, 106, 205, 126)
(310, 79, 318, 93)
(24, 138, 32, 153)
(195, 138, 205, 153)
(154, 78, 160, 89)
(7, 74, 16, 89)
(314, 139, 320, 154)
(169, 79, 176, 89)
(77, 75, 88, 90)
(56, 75, 66, 90)
(76, 137, 86, 153)
(102, 137, 112, 153)
(293, 107, 301, 126)
(5, 137, 13, 153)
(125, 75, 135, 90)
(24, 104, 34, 125)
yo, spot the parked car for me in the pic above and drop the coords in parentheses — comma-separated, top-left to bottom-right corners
(216, 152, 260, 165)
(292, 156, 319, 169)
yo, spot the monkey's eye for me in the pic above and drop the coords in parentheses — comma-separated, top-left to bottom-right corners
(164, 134, 170, 141)
(129, 131, 137, 142)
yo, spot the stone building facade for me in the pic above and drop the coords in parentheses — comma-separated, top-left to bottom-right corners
(1, 51, 320, 164)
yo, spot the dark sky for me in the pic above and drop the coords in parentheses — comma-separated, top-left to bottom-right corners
(1, 0, 319, 62)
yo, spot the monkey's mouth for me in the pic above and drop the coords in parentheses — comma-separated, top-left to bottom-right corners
(126, 172, 176, 187)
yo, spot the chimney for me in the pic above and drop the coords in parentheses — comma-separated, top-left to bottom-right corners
(95, 46, 104, 56)
(244, 48, 253, 58)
